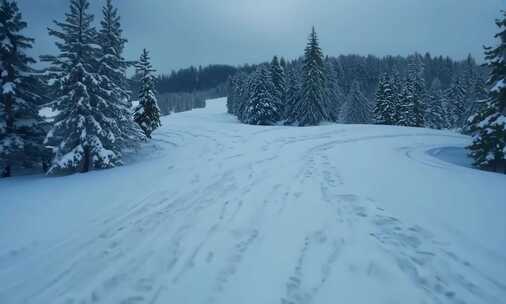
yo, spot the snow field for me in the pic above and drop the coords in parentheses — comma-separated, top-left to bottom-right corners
(0, 98, 505, 304)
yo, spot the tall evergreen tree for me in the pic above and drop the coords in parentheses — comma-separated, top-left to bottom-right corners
(425, 78, 448, 129)
(237, 72, 252, 123)
(397, 84, 410, 126)
(280, 57, 287, 70)
(0, 0, 48, 177)
(332, 58, 346, 93)
(462, 54, 478, 107)
(472, 76, 488, 102)
(98, 0, 144, 148)
(324, 58, 344, 122)
(43, 0, 125, 175)
(270, 55, 286, 119)
(342, 81, 371, 124)
(133, 49, 161, 138)
(226, 75, 239, 115)
(227, 71, 249, 119)
(399, 56, 426, 127)
(245, 66, 281, 125)
(389, 71, 403, 125)
(293, 27, 328, 126)
(284, 64, 301, 124)
(412, 58, 427, 127)
(445, 78, 467, 128)
(238, 72, 259, 123)
(467, 11, 506, 173)
(374, 73, 395, 125)
(226, 78, 235, 115)
(464, 75, 488, 130)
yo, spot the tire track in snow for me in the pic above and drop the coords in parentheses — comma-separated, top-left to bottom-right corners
(290, 132, 502, 304)
(307, 132, 466, 154)
(278, 149, 348, 304)
(22, 166, 240, 304)
(281, 232, 343, 304)
(315, 156, 502, 304)
(369, 209, 504, 304)
(208, 229, 259, 304)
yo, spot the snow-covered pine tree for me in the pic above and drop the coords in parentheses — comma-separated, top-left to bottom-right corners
(284, 64, 301, 125)
(445, 78, 467, 128)
(332, 59, 346, 94)
(389, 71, 403, 125)
(374, 73, 395, 125)
(462, 54, 479, 107)
(324, 58, 344, 122)
(98, 0, 144, 149)
(467, 11, 506, 173)
(227, 71, 248, 119)
(425, 78, 448, 129)
(463, 75, 488, 131)
(280, 57, 287, 70)
(238, 72, 258, 123)
(226, 77, 236, 114)
(341, 81, 371, 124)
(293, 27, 328, 126)
(472, 76, 488, 103)
(373, 74, 387, 124)
(43, 0, 126, 175)
(399, 56, 426, 127)
(244, 66, 281, 125)
(227, 75, 239, 115)
(270, 55, 286, 119)
(236, 72, 251, 123)
(397, 83, 410, 126)
(133, 49, 161, 138)
(0, 0, 48, 177)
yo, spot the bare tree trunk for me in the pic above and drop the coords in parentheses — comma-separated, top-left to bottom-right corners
(81, 146, 91, 173)
(42, 160, 49, 174)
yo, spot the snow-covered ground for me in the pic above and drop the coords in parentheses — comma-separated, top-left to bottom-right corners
(1, 98, 505, 304)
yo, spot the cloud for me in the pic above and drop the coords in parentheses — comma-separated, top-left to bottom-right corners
(18, 0, 503, 71)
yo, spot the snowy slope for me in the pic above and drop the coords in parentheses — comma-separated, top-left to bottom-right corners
(1, 98, 505, 304)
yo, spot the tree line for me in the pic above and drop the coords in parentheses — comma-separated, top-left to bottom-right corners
(153, 64, 257, 116)
(227, 23, 505, 172)
(227, 29, 486, 128)
(0, 0, 162, 177)
(156, 65, 240, 94)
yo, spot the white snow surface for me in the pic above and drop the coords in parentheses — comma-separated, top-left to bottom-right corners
(1, 98, 505, 304)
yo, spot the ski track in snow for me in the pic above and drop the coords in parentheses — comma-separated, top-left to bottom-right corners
(0, 98, 505, 304)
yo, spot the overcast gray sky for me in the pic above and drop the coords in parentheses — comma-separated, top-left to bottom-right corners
(18, 0, 504, 73)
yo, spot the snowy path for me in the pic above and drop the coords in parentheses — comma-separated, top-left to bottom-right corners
(1, 98, 505, 304)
